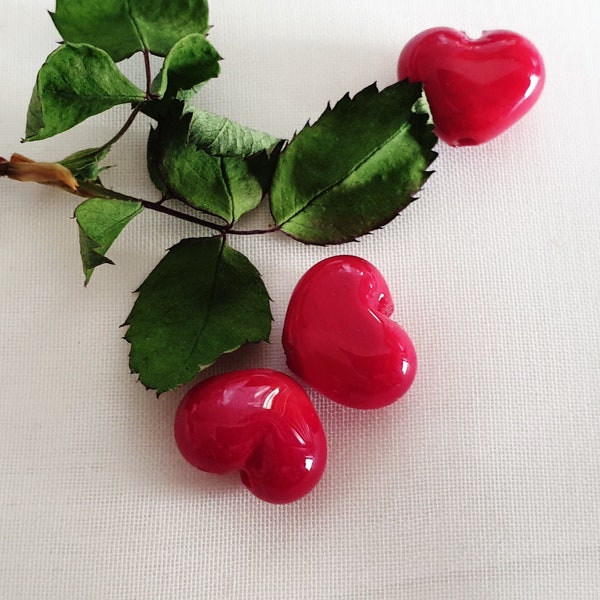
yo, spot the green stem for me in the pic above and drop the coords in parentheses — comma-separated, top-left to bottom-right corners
(102, 101, 146, 149)
(101, 50, 156, 150)
(146, 201, 230, 232)
(79, 182, 228, 232)
(226, 225, 281, 235)
(143, 49, 153, 98)
(77, 182, 281, 236)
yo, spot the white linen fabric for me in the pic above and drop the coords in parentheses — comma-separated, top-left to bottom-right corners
(1, 1, 599, 598)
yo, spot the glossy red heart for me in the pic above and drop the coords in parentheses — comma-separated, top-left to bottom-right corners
(283, 256, 417, 409)
(174, 368, 327, 504)
(397, 27, 545, 146)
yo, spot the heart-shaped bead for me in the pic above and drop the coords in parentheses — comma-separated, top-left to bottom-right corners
(174, 369, 327, 504)
(283, 256, 417, 409)
(398, 27, 545, 146)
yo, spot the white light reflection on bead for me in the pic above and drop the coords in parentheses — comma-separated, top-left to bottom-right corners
(524, 74, 541, 100)
(262, 388, 279, 410)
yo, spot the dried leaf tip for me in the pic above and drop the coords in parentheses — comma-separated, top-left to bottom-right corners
(1, 152, 78, 192)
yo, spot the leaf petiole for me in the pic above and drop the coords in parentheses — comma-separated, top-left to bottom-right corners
(102, 101, 147, 149)
(100, 50, 158, 150)
(143, 49, 153, 98)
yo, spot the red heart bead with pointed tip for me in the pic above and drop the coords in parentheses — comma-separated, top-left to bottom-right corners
(398, 27, 545, 146)
(174, 369, 327, 504)
(283, 256, 417, 409)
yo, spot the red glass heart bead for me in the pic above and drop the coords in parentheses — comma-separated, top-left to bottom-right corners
(283, 256, 417, 409)
(398, 27, 545, 146)
(174, 369, 327, 504)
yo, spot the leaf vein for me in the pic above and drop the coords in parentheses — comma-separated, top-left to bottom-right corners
(219, 158, 235, 224)
(209, 119, 230, 151)
(280, 122, 411, 226)
(181, 238, 225, 375)
(124, 0, 147, 53)
(94, 211, 141, 246)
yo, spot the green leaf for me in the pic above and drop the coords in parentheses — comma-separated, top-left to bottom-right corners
(186, 105, 281, 157)
(60, 147, 111, 183)
(148, 108, 280, 223)
(75, 197, 143, 285)
(25, 43, 145, 142)
(124, 237, 272, 393)
(50, 0, 209, 62)
(151, 34, 221, 100)
(143, 101, 282, 156)
(270, 81, 438, 245)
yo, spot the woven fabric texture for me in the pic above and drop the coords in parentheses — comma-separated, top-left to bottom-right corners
(1, 1, 599, 598)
